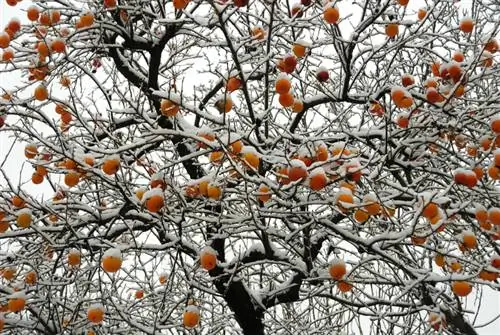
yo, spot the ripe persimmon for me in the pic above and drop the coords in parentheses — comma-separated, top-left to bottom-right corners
(64, 172, 80, 187)
(385, 23, 399, 38)
(288, 159, 308, 182)
(160, 99, 179, 117)
(279, 93, 294, 107)
(34, 85, 48, 101)
(451, 281, 472, 296)
(417, 8, 427, 21)
(183, 305, 200, 328)
(337, 280, 353, 292)
(257, 184, 271, 202)
(68, 249, 81, 267)
(200, 247, 217, 271)
(323, 6, 339, 24)
(0, 33, 10, 49)
(459, 17, 474, 33)
(17, 210, 32, 228)
(309, 168, 327, 191)
(102, 156, 120, 175)
(51, 39, 66, 53)
(87, 304, 105, 324)
(275, 76, 291, 94)
(24, 271, 37, 285)
(27, 6, 40, 21)
(329, 260, 346, 280)
(101, 248, 122, 272)
(226, 77, 241, 92)
(145, 193, 165, 212)
(207, 184, 221, 200)
(8, 292, 26, 313)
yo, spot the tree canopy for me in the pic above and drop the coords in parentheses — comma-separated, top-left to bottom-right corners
(0, 0, 499, 334)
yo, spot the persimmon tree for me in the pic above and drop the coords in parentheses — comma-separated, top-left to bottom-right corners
(0, 0, 499, 334)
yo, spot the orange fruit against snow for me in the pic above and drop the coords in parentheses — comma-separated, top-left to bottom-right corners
(146, 193, 165, 212)
(252, 27, 266, 40)
(229, 140, 243, 155)
(1, 48, 14, 61)
(7, 19, 20, 34)
(288, 160, 308, 182)
(209, 151, 224, 163)
(104, 0, 117, 8)
(51, 39, 66, 53)
(8, 292, 26, 313)
(200, 247, 217, 271)
(24, 271, 37, 285)
(87, 304, 105, 324)
(80, 12, 95, 27)
(160, 99, 180, 117)
(491, 117, 500, 134)
(159, 273, 168, 284)
(226, 77, 241, 92)
(385, 23, 399, 38)
(207, 184, 221, 200)
(354, 209, 369, 223)
(183, 305, 200, 328)
(135, 290, 144, 299)
(102, 156, 120, 175)
(462, 232, 477, 249)
(401, 74, 414, 87)
(173, 0, 189, 10)
(484, 39, 498, 53)
(292, 99, 304, 113)
(198, 180, 209, 197)
(276, 167, 290, 185)
(64, 172, 80, 187)
(315, 145, 328, 161)
(459, 17, 474, 33)
(478, 269, 498, 282)
(292, 42, 307, 58)
(391, 87, 413, 108)
(488, 207, 500, 225)
(257, 184, 271, 203)
(27, 6, 40, 21)
(451, 281, 472, 296)
(337, 280, 353, 293)
(34, 85, 49, 101)
(242, 149, 260, 170)
(363, 194, 381, 215)
(329, 260, 346, 280)
(416, 5, 429, 21)
(275, 76, 291, 94)
(25, 143, 38, 159)
(17, 210, 32, 228)
(309, 168, 327, 191)
(279, 93, 294, 107)
(68, 249, 81, 267)
(453, 169, 477, 188)
(426, 87, 444, 103)
(422, 202, 439, 219)
(323, 6, 339, 24)
(434, 254, 445, 267)
(0, 33, 10, 49)
(453, 51, 465, 62)
(214, 96, 233, 113)
(12, 195, 25, 208)
(101, 249, 122, 272)
(0, 221, 9, 233)
(2, 267, 16, 280)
